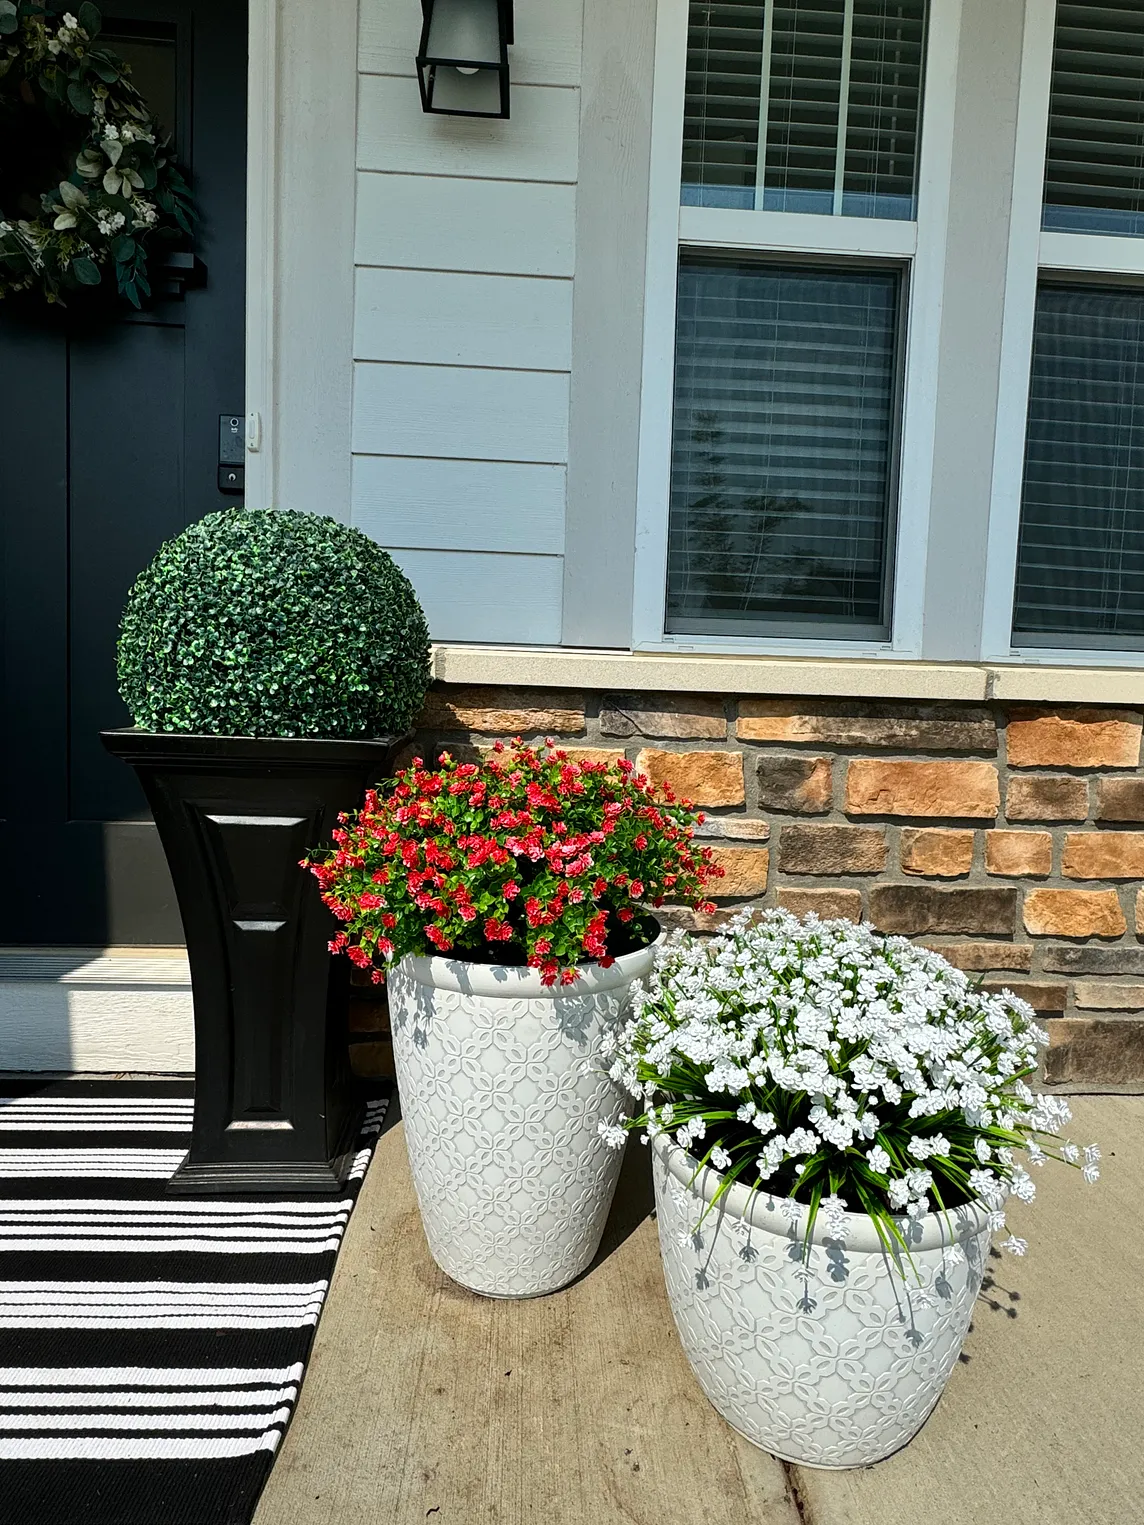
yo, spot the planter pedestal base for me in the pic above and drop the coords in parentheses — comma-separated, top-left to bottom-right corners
(102, 729, 406, 1196)
(166, 1147, 359, 1197)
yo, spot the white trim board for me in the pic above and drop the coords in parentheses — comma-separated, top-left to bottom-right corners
(244, 0, 359, 521)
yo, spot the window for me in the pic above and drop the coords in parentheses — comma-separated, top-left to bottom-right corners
(683, 0, 927, 218)
(1042, 3, 1144, 238)
(666, 256, 902, 637)
(1008, 4, 1144, 655)
(653, 0, 927, 647)
(1014, 287, 1144, 647)
(640, 0, 1144, 664)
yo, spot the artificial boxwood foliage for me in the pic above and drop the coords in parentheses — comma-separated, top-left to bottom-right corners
(118, 508, 431, 738)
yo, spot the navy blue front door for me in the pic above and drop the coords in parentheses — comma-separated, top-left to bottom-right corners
(0, 0, 247, 944)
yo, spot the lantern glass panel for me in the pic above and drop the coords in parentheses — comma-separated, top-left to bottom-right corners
(423, 0, 501, 65)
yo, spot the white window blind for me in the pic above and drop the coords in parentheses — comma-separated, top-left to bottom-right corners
(682, 0, 927, 219)
(1013, 285, 1144, 647)
(1043, 2, 1144, 237)
(666, 256, 901, 638)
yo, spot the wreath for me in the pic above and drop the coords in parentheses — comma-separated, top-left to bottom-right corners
(0, 1, 193, 307)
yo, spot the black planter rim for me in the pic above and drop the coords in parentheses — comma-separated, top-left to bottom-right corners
(101, 726, 411, 767)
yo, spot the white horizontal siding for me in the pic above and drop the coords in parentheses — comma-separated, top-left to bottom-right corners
(358, 0, 583, 87)
(353, 457, 565, 554)
(389, 550, 564, 644)
(353, 364, 570, 463)
(355, 174, 576, 277)
(357, 75, 580, 184)
(354, 268, 573, 371)
(353, 0, 582, 648)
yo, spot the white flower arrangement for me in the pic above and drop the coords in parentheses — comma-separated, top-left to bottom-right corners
(601, 910, 1098, 1263)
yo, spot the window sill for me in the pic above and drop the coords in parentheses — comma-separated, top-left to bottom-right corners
(431, 645, 1144, 707)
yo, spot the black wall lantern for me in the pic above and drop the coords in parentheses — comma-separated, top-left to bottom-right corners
(417, 0, 513, 119)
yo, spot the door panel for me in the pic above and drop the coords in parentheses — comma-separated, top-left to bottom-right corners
(0, 0, 247, 946)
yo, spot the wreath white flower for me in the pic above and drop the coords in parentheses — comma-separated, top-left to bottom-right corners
(0, 1, 193, 306)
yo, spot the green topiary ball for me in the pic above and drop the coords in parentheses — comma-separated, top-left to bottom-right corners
(117, 508, 431, 738)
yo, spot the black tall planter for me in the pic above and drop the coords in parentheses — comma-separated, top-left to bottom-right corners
(101, 729, 407, 1194)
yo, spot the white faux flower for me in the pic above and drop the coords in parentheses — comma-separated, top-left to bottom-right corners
(605, 909, 1098, 1275)
(867, 1144, 892, 1175)
(887, 1178, 910, 1210)
(710, 1146, 731, 1172)
(597, 1121, 626, 1150)
(1001, 1235, 1028, 1256)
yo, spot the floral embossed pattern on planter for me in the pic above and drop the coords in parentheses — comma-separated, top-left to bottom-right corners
(388, 946, 654, 1297)
(653, 1137, 989, 1468)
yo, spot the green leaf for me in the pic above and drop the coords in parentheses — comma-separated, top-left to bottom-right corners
(67, 80, 93, 114)
(91, 58, 119, 82)
(0, 4, 17, 37)
(58, 180, 87, 210)
(78, 1, 102, 37)
(111, 235, 135, 263)
(123, 280, 141, 309)
(71, 255, 101, 286)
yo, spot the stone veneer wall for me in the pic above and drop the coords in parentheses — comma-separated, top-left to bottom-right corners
(404, 684, 1144, 1093)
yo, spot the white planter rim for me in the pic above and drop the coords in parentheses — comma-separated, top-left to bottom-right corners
(398, 930, 658, 1000)
(653, 1133, 991, 1254)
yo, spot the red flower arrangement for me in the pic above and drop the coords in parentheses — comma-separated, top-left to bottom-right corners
(307, 739, 722, 987)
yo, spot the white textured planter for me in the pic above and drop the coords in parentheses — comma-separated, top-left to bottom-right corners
(653, 1134, 991, 1469)
(388, 941, 655, 1298)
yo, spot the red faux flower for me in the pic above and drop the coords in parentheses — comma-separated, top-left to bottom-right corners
(306, 741, 720, 984)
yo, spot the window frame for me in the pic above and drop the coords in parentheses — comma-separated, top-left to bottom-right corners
(632, 0, 961, 659)
(981, 0, 1144, 667)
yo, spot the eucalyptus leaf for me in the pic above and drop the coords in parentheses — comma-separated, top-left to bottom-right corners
(71, 255, 101, 285)
(1, 11, 199, 313)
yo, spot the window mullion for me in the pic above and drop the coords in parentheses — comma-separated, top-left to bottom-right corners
(754, 0, 777, 206)
(833, 0, 857, 216)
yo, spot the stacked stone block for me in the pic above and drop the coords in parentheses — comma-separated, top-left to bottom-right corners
(412, 687, 1144, 1091)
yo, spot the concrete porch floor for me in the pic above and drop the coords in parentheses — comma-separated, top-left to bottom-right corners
(254, 1097, 1142, 1525)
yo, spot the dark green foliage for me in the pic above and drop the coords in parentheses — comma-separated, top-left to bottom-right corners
(118, 509, 431, 739)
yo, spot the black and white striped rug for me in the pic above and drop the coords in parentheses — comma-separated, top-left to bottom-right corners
(0, 1078, 389, 1525)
